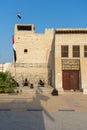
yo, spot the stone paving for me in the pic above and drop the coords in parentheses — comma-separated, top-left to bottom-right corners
(0, 92, 87, 112)
(0, 92, 87, 130)
(0, 111, 87, 130)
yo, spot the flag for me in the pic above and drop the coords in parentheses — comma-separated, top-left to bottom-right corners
(17, 12, 21, 19)
(12, 35, 17, 62)
(12, 35, 14, 44)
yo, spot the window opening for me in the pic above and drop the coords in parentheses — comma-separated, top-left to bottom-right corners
(17, 25, 32, 31)
(73, 46, 80, 57)
(84, 46, 87, 57)
(61, 45, 68, 57)
(24, 49, 28, 53)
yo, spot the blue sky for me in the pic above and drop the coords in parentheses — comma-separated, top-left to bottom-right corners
(0, 0, 87, 63)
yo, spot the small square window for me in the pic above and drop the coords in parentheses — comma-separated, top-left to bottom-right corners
(24, 49, 28, 53)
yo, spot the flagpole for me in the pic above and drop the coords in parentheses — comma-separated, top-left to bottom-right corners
(14, 62, 16, 84)
(14, 11, 21, 88)
(12, 35, 17, 87)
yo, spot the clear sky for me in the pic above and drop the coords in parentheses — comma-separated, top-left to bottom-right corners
(0, 0, 87, 63)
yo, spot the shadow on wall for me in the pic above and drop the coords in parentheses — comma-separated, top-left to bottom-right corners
(47, 34, 55, 87)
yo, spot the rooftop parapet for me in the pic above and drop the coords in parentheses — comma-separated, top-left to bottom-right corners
(55, 28, 87, 34)
(45, 28, 54, 34)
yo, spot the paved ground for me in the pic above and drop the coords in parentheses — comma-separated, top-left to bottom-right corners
(0, 92, 87, 112)
(0, 92, 87, 130)
(0, 111, 87, 130)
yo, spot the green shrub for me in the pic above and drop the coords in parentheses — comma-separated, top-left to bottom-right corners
(0, 72, 16, 93)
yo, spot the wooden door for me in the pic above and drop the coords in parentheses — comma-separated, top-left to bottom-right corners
(62, 70, 79, 91)
(62, 71, 70, 90)
(70, 71, 79, 91)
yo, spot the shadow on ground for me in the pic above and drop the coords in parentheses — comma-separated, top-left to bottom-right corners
(0, 92, 55, 130)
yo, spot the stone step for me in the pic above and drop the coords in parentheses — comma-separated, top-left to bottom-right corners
(36, 87, 53, 94)
(16, 86, 53, 94)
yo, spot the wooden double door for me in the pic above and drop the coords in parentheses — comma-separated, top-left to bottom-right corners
(62, 70, 79, 91)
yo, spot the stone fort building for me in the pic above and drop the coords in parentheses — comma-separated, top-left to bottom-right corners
(9, 24, 87, 94)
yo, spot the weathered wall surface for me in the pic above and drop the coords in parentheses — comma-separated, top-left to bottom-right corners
(10, 24, 55, 87)
(55, 29, 87, 93)
(8, 26, 87, 94)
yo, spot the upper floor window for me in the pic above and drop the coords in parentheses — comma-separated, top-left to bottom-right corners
(73, 46, 80, 57)
(61, 45, 68, 57)
(24, 49, 28, 53)
(17, 25, 32, 31)
(84, 45, 87, 57)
